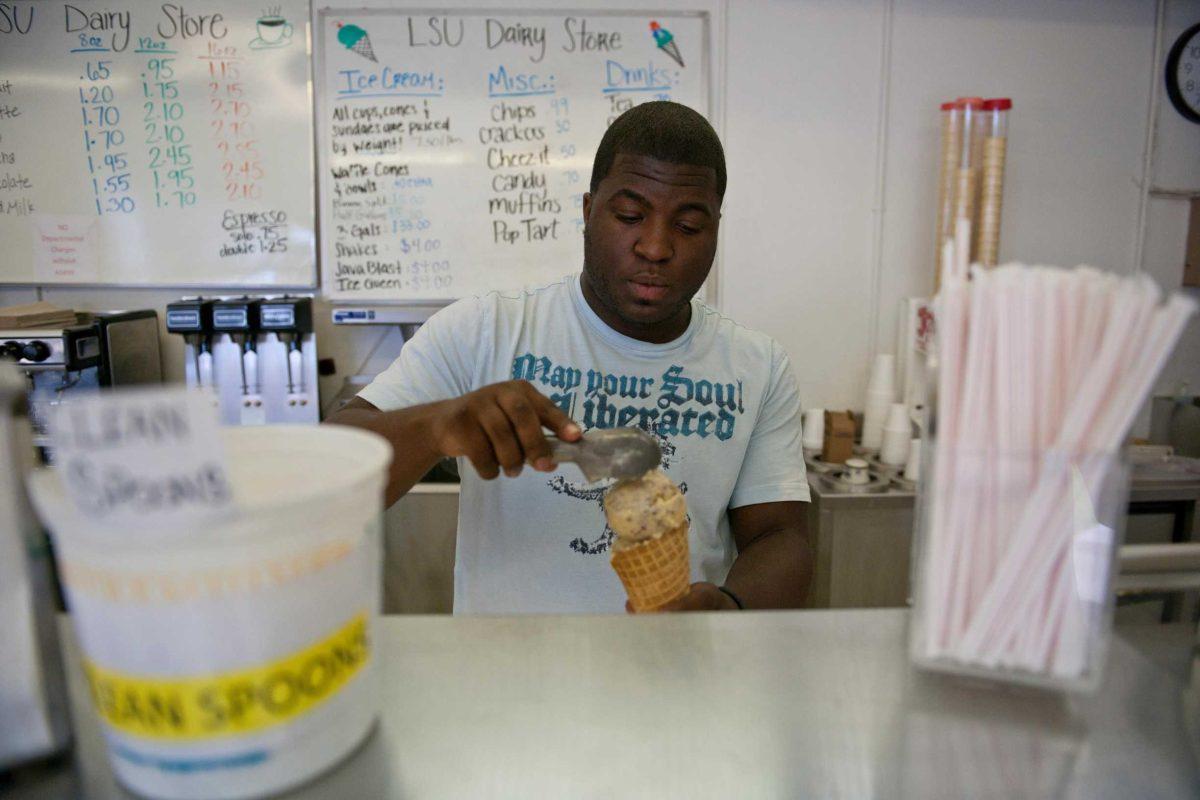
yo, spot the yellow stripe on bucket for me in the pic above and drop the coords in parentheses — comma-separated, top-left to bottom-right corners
(83, 613, 370, 740)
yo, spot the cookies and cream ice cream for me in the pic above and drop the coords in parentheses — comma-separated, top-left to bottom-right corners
(605, 468, 691, 611)
(604, 469, 686, 551)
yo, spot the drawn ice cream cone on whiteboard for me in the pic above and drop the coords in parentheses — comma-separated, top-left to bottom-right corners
(649, 21, 684, 68)
(336, 22, 378, 63)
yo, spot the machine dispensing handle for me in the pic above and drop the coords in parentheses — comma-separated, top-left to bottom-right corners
(198, 350, 214, 389)
(243, 349, 259, 395)
(288, 347, 303, 395)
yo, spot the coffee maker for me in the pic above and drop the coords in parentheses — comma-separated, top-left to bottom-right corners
(0, 310, 163, 460)
(167, 295, 318, 425)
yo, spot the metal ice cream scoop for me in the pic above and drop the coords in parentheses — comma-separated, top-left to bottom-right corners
(549, 427, 662, 483)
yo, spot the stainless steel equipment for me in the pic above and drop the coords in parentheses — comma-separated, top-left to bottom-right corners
(0, 310, 162, 459)
(805, 464, 917, 608)
(12, 609, 1200, 798)
(805, 453, 1200, 613)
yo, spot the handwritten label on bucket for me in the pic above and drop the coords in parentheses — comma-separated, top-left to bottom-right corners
(50, 387, 235, 532)
(83, 613, 370, 740)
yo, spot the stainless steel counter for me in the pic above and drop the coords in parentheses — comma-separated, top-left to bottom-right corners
(805, 468, 1200, 610)
(5, 610, 1198, 799)
(805, 476, 916, 607)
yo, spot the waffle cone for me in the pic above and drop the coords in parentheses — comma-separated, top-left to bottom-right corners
(610, 522, 690, 612)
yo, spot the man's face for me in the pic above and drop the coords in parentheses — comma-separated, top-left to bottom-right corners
(581, 153, 721, 342)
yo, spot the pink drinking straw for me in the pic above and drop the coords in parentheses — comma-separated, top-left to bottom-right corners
(920, 260, 1196, 674)
(967, 282, 1187, 668)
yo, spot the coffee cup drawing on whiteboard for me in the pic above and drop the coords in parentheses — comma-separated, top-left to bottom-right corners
(250, 8, 293, 50)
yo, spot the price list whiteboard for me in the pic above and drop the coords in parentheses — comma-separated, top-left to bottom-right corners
(0, 0, 315, 286)
(314, 8, 710, 302)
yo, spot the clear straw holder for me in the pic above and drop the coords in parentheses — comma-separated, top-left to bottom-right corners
(908, 441, 1129, 693)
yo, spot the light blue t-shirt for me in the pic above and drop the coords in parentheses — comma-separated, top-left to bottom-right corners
(359, 274, 809, 614)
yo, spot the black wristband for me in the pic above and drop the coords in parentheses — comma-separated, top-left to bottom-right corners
(717, 585, 745, 610)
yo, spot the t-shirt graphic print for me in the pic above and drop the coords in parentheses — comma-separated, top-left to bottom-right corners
(359, 274, 809, 614)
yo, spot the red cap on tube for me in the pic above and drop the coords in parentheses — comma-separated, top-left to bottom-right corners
(982, 98, 1013, 111)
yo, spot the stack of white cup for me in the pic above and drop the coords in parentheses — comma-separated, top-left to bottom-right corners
(860, 354, 895, 452)
(802, 408, 824, 452)
(903, 438, 921, 481)
(879, 403, 912, 466)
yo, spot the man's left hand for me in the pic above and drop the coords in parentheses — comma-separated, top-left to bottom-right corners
(625, 582, 739, 613)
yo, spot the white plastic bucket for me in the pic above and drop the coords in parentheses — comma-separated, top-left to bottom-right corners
(29, 425, 392, 800)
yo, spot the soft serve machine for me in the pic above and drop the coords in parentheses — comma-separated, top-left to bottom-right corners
(166, 295, 318, 425)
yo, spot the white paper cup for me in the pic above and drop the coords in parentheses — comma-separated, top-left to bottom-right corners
(904, 438, 922, 481)
(802, 408, 825, 450)
(861, 391, 894, 451)
(844, 457, 871, 484)
(884, 403, 910, 433)
(880, 426, 911, 466)
(867, 354, 896, 394)
(29, 425, 392, 800)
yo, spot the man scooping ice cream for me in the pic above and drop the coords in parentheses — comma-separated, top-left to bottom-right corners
(329, 102, 813, 614)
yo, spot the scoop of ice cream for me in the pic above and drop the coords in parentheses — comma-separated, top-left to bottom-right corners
(604, 469, 686, 551)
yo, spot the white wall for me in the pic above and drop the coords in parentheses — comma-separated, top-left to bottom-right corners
(722, 0, 1198, 417)
(3, 0, 1197, 427)
(721, 0, 886, 409)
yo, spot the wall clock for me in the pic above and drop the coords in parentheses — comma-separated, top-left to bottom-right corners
(1165, 21, 1200, 124)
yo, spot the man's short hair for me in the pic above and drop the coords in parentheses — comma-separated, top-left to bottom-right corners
(589, 101, 726, 198)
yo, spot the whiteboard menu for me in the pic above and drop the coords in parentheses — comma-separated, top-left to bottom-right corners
(315, 8, 710, 302)
(0, 1, 315, 286)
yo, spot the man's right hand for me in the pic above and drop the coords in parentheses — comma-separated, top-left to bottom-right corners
(426, 380, 581, 479)
(325, 381, 582, 505)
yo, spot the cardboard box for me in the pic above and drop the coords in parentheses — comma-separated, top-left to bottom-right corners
(1185, 198, 1199, 289)
(822, 410, 855, 464)
(0, 301, 76, 329)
